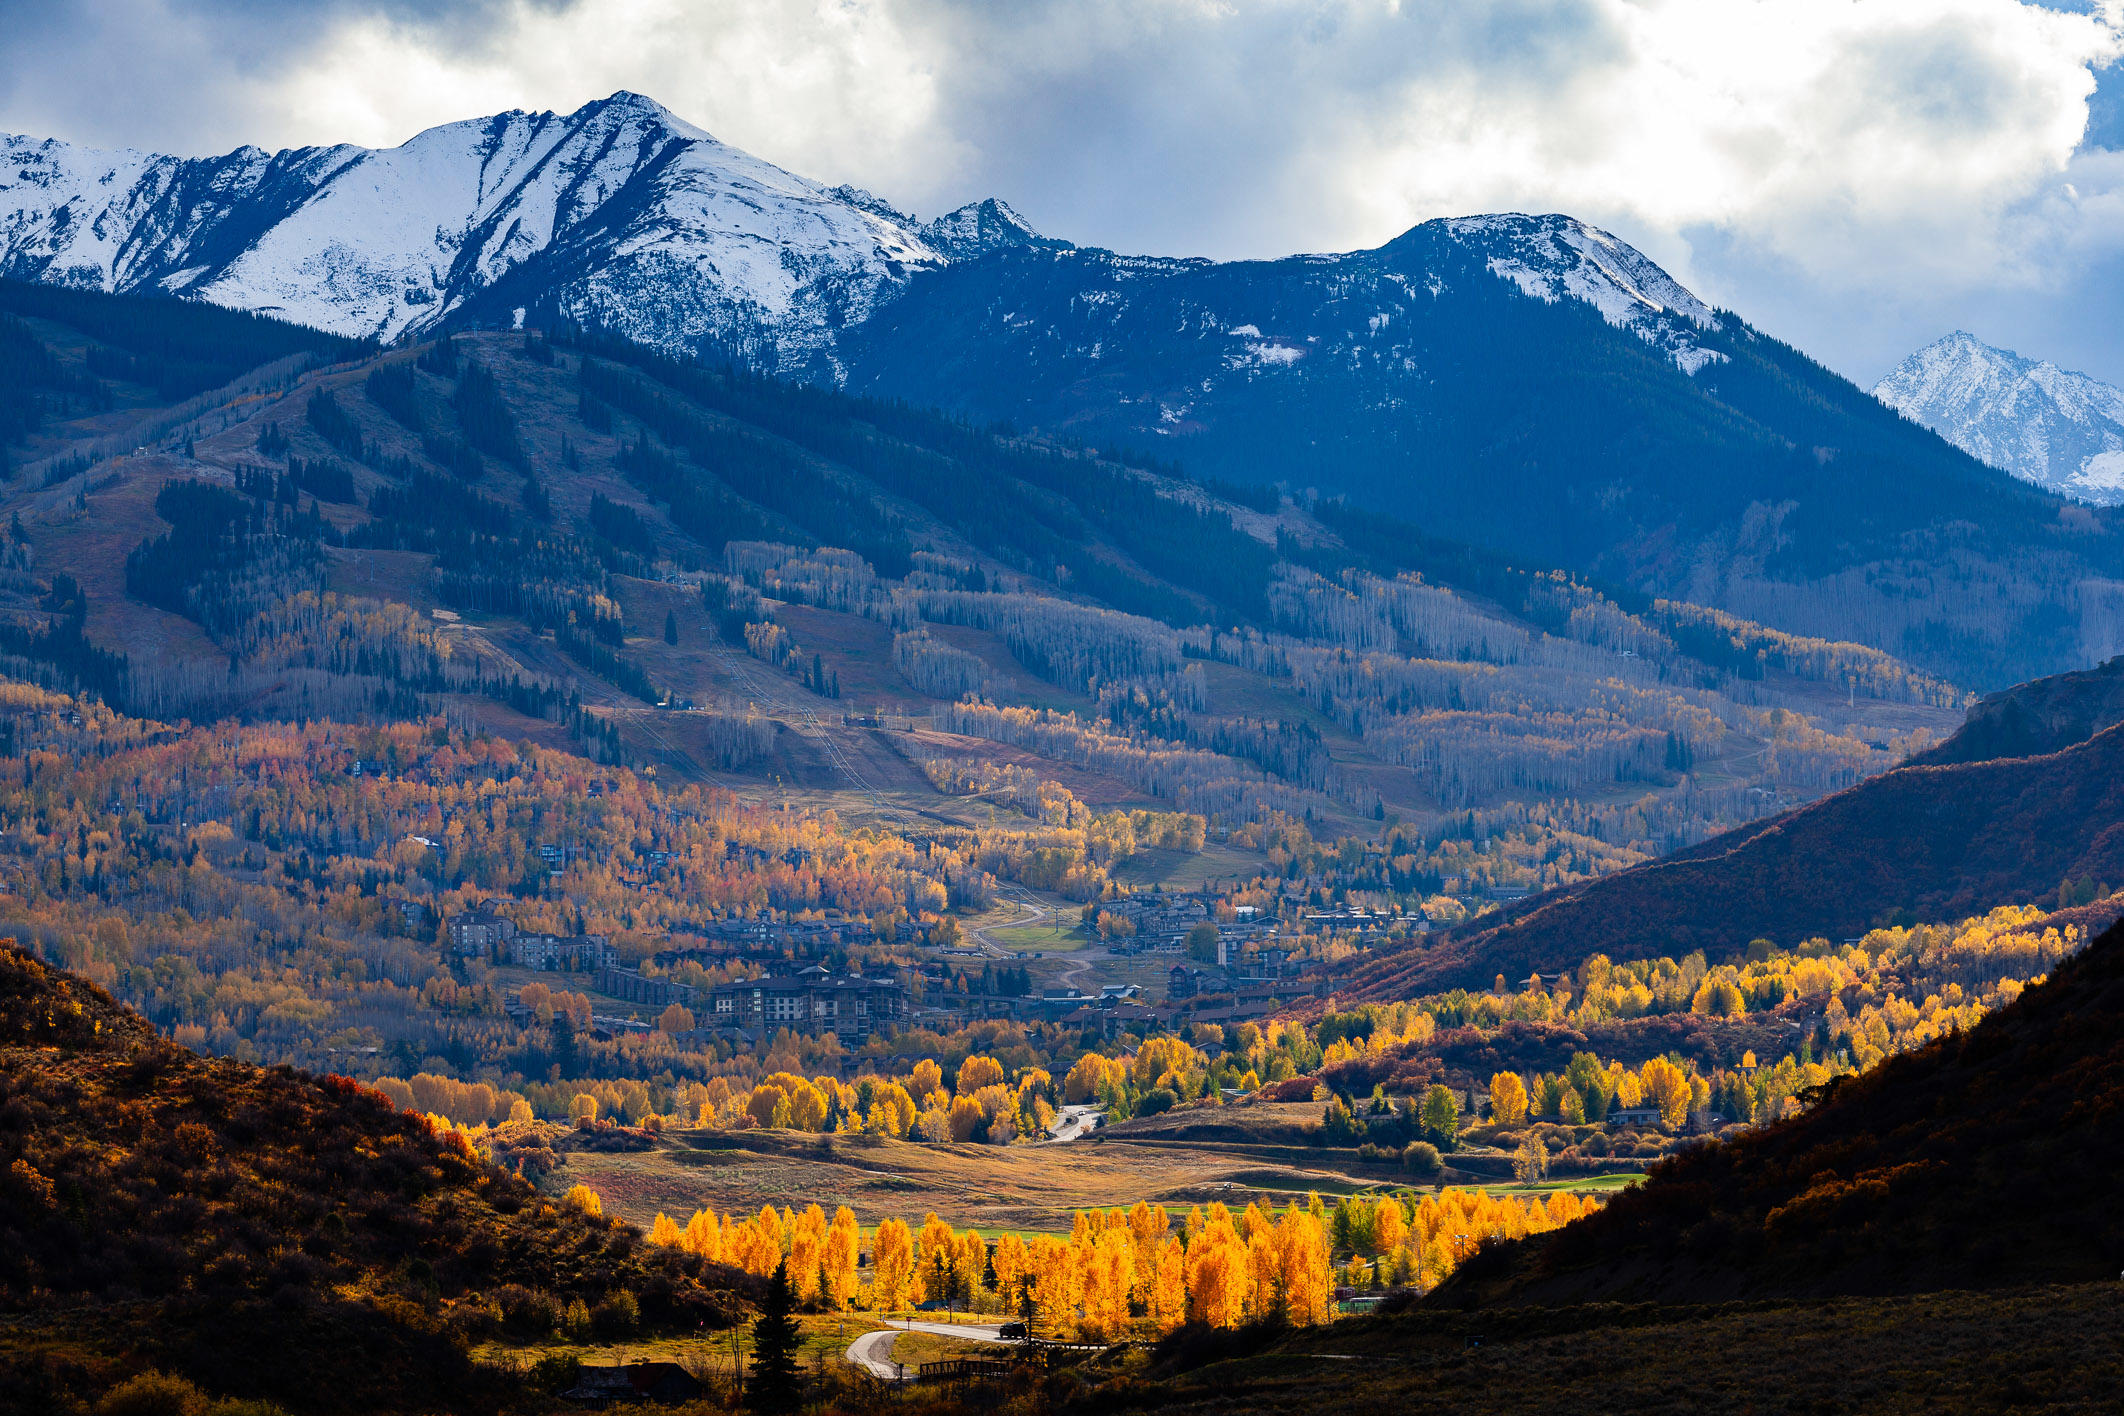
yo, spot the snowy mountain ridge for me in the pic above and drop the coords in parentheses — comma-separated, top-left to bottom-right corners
(1, 92, 1721, 379)
(1873, 332, 2124, 506)
(0, 92, 983, 373)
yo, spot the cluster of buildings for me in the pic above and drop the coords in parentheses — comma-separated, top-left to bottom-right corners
(667, 907, 871, 957)
(441, 877, 1345, 1051)
(446, 904, 614, 972)
(601, 961, 907, 1045)
(448, 902, 907, 1045)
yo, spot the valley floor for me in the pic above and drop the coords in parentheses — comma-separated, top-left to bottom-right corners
(541, 1117, 1635, 1235)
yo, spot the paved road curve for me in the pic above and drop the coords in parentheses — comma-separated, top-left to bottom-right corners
(845, 1321, 1010, 1380)
(1045, 1103, 1104, 1143)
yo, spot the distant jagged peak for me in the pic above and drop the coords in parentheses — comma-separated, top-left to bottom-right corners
(1874, 330, 2124, 505)
(920, 197, 1050, 259)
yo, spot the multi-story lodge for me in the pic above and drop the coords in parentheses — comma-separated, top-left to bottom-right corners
(511, 932, 614, 972)
(703, 965, 906, 1043)
(446, 902, 612, 972)
(446, 905, 516, 956)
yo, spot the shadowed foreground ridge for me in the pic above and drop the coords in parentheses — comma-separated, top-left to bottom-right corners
(1441, 917, 2124, 1306)
(0, 943, 748, 1414)
(1326, 658, 2124, 1002)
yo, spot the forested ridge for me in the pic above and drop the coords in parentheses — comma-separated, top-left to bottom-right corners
(1322, 695, 2124, 1001)
(0, 285, 1967, 941)
(1442, 914, 2124, 1304)
(843, 221, 2124, 690)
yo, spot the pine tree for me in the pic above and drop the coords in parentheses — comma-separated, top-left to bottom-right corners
(664, 609, 679, 645)
(747, 1260, 802, 1414)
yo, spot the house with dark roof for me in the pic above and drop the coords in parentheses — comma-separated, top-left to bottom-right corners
(560, 1361, 704, 1405)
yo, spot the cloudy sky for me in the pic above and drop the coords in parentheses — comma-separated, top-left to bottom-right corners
(4, 0, 2123, 385)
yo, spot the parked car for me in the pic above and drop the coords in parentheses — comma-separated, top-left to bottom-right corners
(999, 1321, 1028, 1340)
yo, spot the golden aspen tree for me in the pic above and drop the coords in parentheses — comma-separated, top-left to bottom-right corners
(1277, 1209, 1332, 1325)
(871, 1218, 915, 1310)
(956, 1055, 1005, 1092)
(1127, 1201, 1169, 1304)
(1488, 1071, 1530, 1126)
(1186, 1235, 1246, 1329)
(788, 1228, 823, 1301)
(1186, 1209, 1250, 1328)
(991, 1232, 1030, 1312)
(915, 1213, 958, 1302)
(1372, 1196, 1407, 1254)
(757, 1204, 787, 1256)
(1640, 1057, 1692, 1130)
(1150, 1235, 1189, 1333)
(865, 1081, 916, 1137)
(649, 1212, 683, 1247)
(1245, 1226, 1282, 1319)
(682, 1209, 723, 1263)
(1083, 1230, 1135, 1338)
(953, 1229, 990, 1303)
(823, 1208, 861, 1308)
(561, 1184, 602, 1217)
(1027, 1236, 1078, 1338)
(947, 1095, 985, 1142)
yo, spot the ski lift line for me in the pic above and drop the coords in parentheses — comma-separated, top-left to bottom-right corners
(705, 645, 918, 825)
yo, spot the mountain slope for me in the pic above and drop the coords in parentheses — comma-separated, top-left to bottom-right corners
(1321, 655, 2124, 1002)
(1443, 914, 2124, 1304)
(1874, 331, 2124, 505)
(843, 218, 2124, 689)
(7, 95, 2121, 687)
(0, 941, 748, 1413)
(0, 92, 1034, 374)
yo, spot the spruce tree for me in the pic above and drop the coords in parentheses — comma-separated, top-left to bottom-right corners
(747, 1260, 802, 1413)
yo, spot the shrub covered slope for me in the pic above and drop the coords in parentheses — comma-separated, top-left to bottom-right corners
(1442, 917, 2124, 1305)
(0, 944, 747, 1413)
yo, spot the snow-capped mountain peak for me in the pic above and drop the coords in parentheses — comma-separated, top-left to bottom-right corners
(1437, 213, 1726, 375)
(0, 91, 959, 371)
(0, 96, 1728, 390)
(1873, 332, 2124, 505)
(920, 198, 1049, 259)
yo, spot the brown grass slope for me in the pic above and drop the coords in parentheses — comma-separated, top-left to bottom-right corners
(1438, 917, 2124, 1306)
(0, 944, 749, 1414)
(1325, 685, 2124, 1004)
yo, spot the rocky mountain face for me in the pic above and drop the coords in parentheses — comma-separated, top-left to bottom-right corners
(0, 91, 1037, 376)
(1873, 331, 2124, 505)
